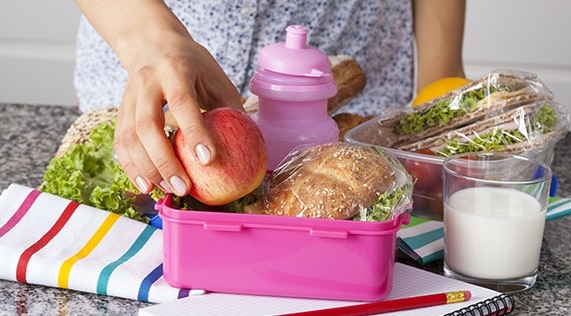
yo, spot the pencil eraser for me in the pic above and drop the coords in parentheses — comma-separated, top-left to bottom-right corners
(464, 290, 472, 301)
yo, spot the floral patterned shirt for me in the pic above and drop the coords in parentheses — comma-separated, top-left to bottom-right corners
(74, 0, 414, 116)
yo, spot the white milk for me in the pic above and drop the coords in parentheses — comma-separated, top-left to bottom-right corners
(444, 187, 546, 280)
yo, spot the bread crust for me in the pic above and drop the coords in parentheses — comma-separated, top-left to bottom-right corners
(333, 112, 376, 141)
(398, 101, 564, 154)
(55, 108, 118, 157)
(260, 143, 395, 219)
(328, 58, 366, 114)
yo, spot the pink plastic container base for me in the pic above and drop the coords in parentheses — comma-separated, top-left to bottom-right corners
(156, 197, 410, 301)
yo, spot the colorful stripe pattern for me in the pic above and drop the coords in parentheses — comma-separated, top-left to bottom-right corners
(96, 224, 156, 295)
(0, 189, 41, 238)
(546, 197, 571, 221)
(58, 212, 121, 288)
(397, 196, 571, 264)
(16, 199, 80, 283)
(0, 184, 196, 303)
(2, 183, 570, 302)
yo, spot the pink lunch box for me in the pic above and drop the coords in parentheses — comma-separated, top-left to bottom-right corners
(156, 197, 410, 301)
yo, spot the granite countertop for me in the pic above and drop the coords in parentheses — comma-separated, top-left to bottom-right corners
(1, 103, 570, 315)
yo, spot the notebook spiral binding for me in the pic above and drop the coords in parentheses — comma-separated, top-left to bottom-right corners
(444, 294, 515, 316)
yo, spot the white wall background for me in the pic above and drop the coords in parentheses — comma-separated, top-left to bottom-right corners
(0, 1, 80, 106)
(0, 1, 570, 112)
(463, 0, 571, 114)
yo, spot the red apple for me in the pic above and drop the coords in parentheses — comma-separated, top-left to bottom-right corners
(173, 107, 268, 205)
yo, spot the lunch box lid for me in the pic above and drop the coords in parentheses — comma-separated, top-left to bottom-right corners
(155, 197, 410, 236)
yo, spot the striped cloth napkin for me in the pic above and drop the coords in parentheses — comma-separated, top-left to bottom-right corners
(397, 197, 571, 265)
(3, 183, 568, 302)
(0, 183, 203, 303)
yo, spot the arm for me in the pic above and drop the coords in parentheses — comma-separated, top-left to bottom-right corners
(412, 0, 466, 91)
(75, 0, 243, 196)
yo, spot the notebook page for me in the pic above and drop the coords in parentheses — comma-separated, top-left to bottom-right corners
(138, 263, 503, 316)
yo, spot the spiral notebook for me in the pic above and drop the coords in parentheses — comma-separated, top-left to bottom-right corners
(138, 263, 515, 316)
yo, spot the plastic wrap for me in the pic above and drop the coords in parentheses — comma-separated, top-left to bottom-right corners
(399, 99, 569, 157)
(350, 69, 561, 150)
(344, 69, 569, 220)
(252, 142, 413, 221)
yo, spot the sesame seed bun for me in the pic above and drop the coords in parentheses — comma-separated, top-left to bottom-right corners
(255, 142, 396, 220)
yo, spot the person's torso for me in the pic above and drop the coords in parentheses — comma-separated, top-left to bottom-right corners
(75, 0, 414, 115)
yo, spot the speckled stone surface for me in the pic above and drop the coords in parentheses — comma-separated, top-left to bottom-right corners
(1, 103, 570, 315)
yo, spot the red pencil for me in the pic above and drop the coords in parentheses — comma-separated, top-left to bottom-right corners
(280, 290, 472, 316)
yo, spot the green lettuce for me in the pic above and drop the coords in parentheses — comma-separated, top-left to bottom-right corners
(40, 119, 152, 222)
(41, 117, 257, 220)
(351, 146, 413, 222)
(436, 104, 557, 157)
(393, 86, 508, 136)
(351, 187, 407, 222)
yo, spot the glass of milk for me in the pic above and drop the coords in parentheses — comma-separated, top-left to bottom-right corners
(443, 152, 551, 293)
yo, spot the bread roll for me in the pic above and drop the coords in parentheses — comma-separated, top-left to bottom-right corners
(55, 107, 178, 157)
(255, 143, 395, 220)
(333, 112, 376, 141)
(327, 56, 367, 114)
(55, 108, 118, 157)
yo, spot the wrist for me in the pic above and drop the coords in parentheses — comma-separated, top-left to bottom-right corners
(109, 3, 192, 71)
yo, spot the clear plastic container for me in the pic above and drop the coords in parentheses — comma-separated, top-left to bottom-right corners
(344, 70, 569, 219)
(344, 111, 558, 220)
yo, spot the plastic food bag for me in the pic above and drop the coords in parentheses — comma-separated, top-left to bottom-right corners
(399, 99, 569, 158)
(343, 69, 569, 219)
(247, 142, 413, 221)
(348, 69, 564, 151)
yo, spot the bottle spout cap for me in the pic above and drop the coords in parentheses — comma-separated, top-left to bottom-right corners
(255, 25, 332, 78)
(284, 25, 309, 49)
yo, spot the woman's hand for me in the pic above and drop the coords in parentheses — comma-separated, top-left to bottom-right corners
(114, 34, 243, 197)
(75, 0, 243, 196)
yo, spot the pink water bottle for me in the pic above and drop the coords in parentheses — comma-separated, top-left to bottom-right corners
(250, 25, 339, 171)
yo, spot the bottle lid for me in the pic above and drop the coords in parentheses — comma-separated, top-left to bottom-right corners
(256, 25, 332, 78)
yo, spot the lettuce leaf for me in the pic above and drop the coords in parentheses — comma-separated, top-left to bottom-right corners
(351, 146, 413, 222)
(40, 119, 149, 222)
(351, 187, 407, 222)
(393, 86, 507, 136)
(436, 104, 557, 157)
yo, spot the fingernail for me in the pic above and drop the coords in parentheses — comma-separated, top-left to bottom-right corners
(159, 180, 173, 193)
(169, 176, 187, 196)
(195, 143, 212, 165)
(135, 176, 150, 193)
